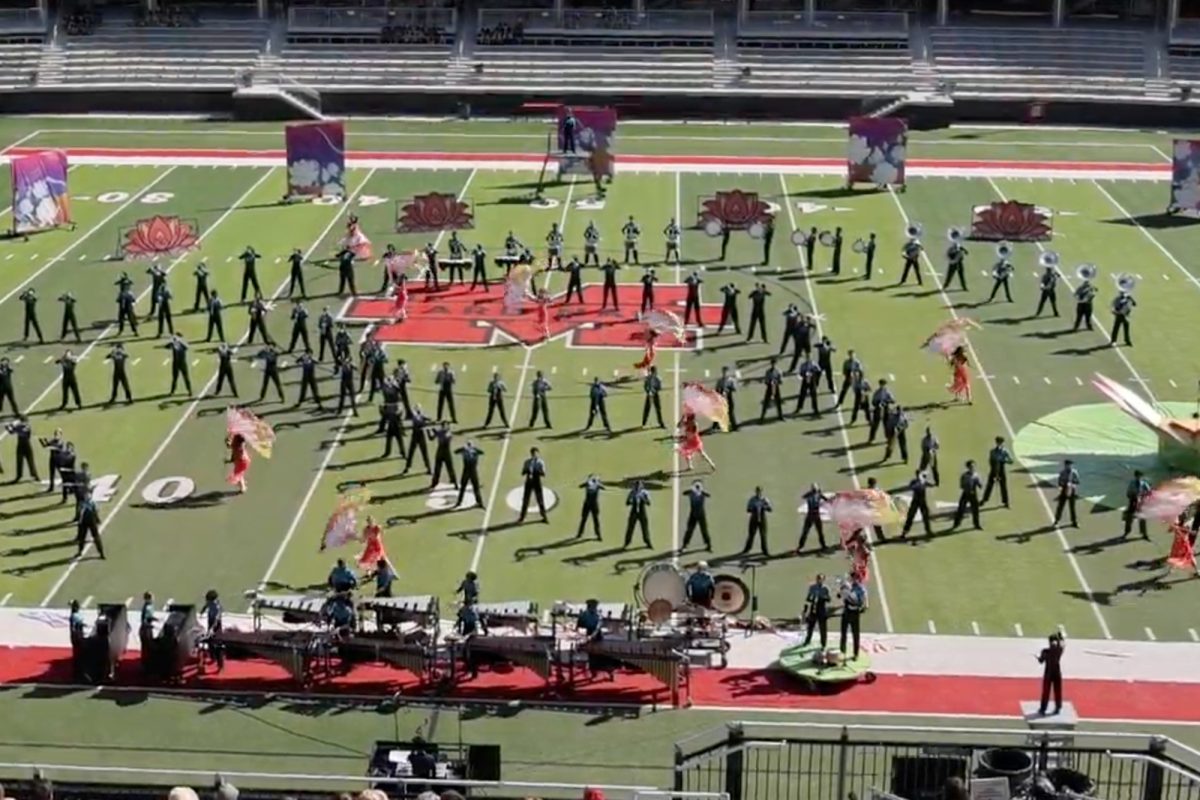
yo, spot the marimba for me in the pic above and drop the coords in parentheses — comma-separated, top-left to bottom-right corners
(357, 595, 439, 635)
(476, 601, 538, 635)
(211, 629, 332, 687)
(250, 593, 326, 629)
(454, 635, 558, 683)
(575, 637, 690, 707)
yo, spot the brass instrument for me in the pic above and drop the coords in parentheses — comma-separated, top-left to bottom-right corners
(1115, 273, 1137, 294)
(996, 241, 1013, 260)
(947, 226, 964, 244)
(1039, 251, 1060, 269)
(905, 222, 923, 242)
(1076, 263, 1098, 281)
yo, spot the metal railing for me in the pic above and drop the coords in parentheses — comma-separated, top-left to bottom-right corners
(0, 762, 727, 800)
(478, 7, 559, 32)
(739, 10, 908, 38)
(288, 6, 456, 32)
(675, 722, 1200, 800)
(0, 6, 45, 33)
(477, 7, 713, 34)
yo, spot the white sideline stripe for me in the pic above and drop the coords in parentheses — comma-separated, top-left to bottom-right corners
(781, 174, 893, 634)
(0, 168, 177, 313)
(888, 186, 1112, 641)
(6, 152, 1168, 181)
(257, 168, 472, 592)
(37, 167, 287, 606)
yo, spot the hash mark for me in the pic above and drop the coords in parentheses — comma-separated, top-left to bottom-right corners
(927, 619, 937, 634)
(920, 374, 927, 383)
(1145, 627, 1156, 641)
(1043, 377, 1052, 384)
(971, 621, 980, 635)
(191, 359, 199, 366)
(1170, 379, 1178, 388)
(0, 593, 10, 607)
(79, 255, 87, 261)
(1075, 376, 1083, 386)
(132, 358, 141, 366)
(43, 355, 53, 364)
(1189, 628, 1198, 642)
(162, 358, 170, 366)
(582, 367, 588, 376)
(13, 356, 23, 364)
(1012, 375, 1020, 384)
(1014, 623, 1024, 636)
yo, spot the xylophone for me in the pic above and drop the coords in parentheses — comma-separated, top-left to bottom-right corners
(249, 593, 326, 629)
(211, 629, 332, 686)
(475, 601, 538, 635)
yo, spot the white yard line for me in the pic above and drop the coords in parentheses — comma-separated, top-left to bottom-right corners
(0, 129, 43, 155)
(0, 167, 276, 449)
(256, 168, 475, 591)
(1091, 180, 1200, 292)
(1148, 144, 1171, 163)
(887, 186, 1112, 640)
(781, 174, 894, 634)
(40, 167, 360, 607)
(0, 167, 177, 311)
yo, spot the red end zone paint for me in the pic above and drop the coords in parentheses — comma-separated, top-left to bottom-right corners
(2, 644, 1198, 722)
(5, 146, 1171, 173)
(345, 283, 722, 348)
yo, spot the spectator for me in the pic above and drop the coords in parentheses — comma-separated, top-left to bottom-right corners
(169, 789, 200, 800)
(31, 771, 53, 800)
(213, 777, 238, 800)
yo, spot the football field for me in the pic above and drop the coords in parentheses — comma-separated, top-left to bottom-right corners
(0, 117, 1198, 644)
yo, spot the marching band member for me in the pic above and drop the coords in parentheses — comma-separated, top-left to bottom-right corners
(422, 241, 439, 290)
(583, 220, 601, 266)
(945, 232, 968, 291)
(1035, 263, 1059, 317)
(1123, 469, 1151, 540)
(546, 222, 563, 269)
(861, 232, 877, 280)
(1053, 459, 1080, 528)
(622, 479, 653, 549)
(919, 426, 941, 486)
(664, 217, 681, 264)
(681, 480, 712, 551)
(798, 483, 828, 552)
(899, 236, 923, 285)
(1110, 285, 1136, 347)
(534, 289, 552, 342)
(622, 215, 641, 264)
(577, 474, 605, 540)
(1072, 276, 1097, 332)
(642, 364, 665, 428)
(838, 573, 867, 661)
(948, 345, 972, 405)
(987, 256, 1015, 303)
(683, 270, 702, 326)
(685, 562, 716, 607)
(802, 573, 831, 649)
(952, 460, 983, 531)
(639, 267, 657, 313)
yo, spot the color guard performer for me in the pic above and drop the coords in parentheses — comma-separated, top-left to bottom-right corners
(1053, 459, 1080, 528)
(948, 345, 972, 405)
(227, 431, 250, 493)
(677, 409, 715, 471)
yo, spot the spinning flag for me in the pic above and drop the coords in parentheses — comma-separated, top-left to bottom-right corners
(321, 488, 372, 552)
(683, 382, 730, 432)
(384, 248, 427, 282)
(922, 318, 981, 356)
(11, 150, 71, 234)
(1167, 523, 1198, 573)
(829, 489, 901, 540)
(503, 263, 534, 314)
(643, 309, 685, 343)
(1138, 477, 1200, 522)
(225, 406, 276, 459)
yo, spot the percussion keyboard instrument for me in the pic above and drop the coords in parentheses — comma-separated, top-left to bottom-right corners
(251, 594, 325, 628)
(476, 601, 538, 633)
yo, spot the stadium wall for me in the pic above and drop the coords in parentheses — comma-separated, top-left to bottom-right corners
(4, 88, 1200, 128)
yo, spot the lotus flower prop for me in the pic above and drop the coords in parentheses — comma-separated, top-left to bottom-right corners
(1092, 373, 1200, 473)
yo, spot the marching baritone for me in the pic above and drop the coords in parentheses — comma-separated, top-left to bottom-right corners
(239, 246, 263, 301)
(403, 407, 431, 472)
(988, 257, 1015, 303)
(1072, 277, 1097, 332)
(836, 349, 862, 407)
(483, 371, 509, 428)
(146, 263, 166, 318)
(1110, 285, 1136, 347)
(193, 260, 211, 310)
(798, 483, 828, 552)
(435, 361, 458, 423)
(205, 290, 225, 343)
(585, 377, 612, 433)
(164, 334, 192, 396)
(214, 343, 238, 398)
(7, 414, 39, 481)
(600, 258, 620, 311)
(683, 270, 702, 326)
(288, 247, 307, 298)
(57, 349, 83, 410)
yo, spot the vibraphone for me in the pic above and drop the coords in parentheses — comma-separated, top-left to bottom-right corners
(249, 593, 326, 629)
(336, 634, 434, 684)
(571, 637, 690, 707)
(475, 601, 538, 635)
(210, 629, 333, 687)
(357, 595, 438, 640)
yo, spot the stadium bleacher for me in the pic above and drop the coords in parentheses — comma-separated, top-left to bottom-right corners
(928, 23, 1152, 100)
(0, 6, 44, 90)
(1167, 18, 1200, 87)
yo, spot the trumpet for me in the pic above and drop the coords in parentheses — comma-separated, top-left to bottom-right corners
(818, 230, 835, 247)
(996, 241, 1013, 260)
(1038, 251, 1060, 269)
(852, 238, 868, 254)
(1115, 273, 1137, 294)
(947, 226, 964, 243)
(905, 222, 923, 241)
(1075, 263, 1098, 282)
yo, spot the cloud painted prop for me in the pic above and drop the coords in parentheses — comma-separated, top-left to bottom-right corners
(10, 150, 71, 234)
(847, 117, 906, 188)
(286, 120, 346, 199)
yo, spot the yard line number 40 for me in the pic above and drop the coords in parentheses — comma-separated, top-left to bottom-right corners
(52, 473, 196, 506)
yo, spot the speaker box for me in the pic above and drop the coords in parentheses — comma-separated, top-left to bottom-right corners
(468, 744, 501, 781)
(890, 755, 968, 800)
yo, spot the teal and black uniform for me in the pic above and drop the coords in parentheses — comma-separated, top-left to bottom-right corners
(585, 379, 611, 432)
(484, 374, 509, 428)
(742, 491, 773, 556)
(116, 287, 138, 336)
(20, 288, 43, 343)
(760, 361, 783, 422)
(799, 486, 827, 551)
(717, 284, 740, 334)
(642, 367, 664, 428)
(802, 579, 831, 648)
(686, 570, 715, 607)
(1123, 471, 1151, 539)
(434, 364, 457, 423)
(335, 359, 357, 416)
(155, 284, 175, 337)
(1053, 462, 1080, 527)
(206, 292, 225, 342)
(600, 260, 619, 309)
(1036, 267, 1058, 317)
(839, 581, 867, 659)
(240, 247, 263, 301)
(317, 309, 335, 361)
(59, 292, 81, 342)
(57, 352, 82, 410)
(455, 442, 484, 508)
(577, 476, 604, 539)
(75, 494, 104, 559)
(296, 352, 321, 409)
(529, 372, 552, 429)
(287, 250, 306, 298)
(146, 264, 166, 317)
(193, 262, 210, 311)
(622, 483, 652, 549)
(288, 302, 311, 353)
(681, 484, 711, 551)
(247, 298, 273, 345)
(165, 337, 192, 396)
(215, 344, 238, 397)
(982, 439, 1013, 506)
(430, 425, 457, 489)
(6, 417, 39, 481)
(0, 358, 17, 413)
(953, 464, 983, 530)
(403, 410, 430, 472)
(336, 248, 357, 295)
(256, 346, 285, 402)
(747, 284, 770, 343)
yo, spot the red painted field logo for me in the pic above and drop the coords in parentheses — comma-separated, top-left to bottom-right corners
(344, 283, 721, 348)
(121, 215, 200, 259)
(395, 193, 474, 233)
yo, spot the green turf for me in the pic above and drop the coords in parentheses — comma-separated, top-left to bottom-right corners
(0, 119, 1199, 648)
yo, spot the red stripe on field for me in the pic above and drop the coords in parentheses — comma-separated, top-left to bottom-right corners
(5, 147, 1170, 172)
(3, 645, 1197, 721)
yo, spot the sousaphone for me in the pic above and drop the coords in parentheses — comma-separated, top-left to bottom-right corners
(711, 574, 750, 615)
